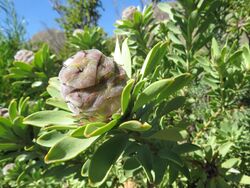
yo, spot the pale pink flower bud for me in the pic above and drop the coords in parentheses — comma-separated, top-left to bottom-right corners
(14, 49, 34, 64)
(122, 6, 138, 20)
(2, 163, 15, 175)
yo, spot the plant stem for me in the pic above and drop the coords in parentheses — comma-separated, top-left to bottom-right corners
(192, 109, 221, 143)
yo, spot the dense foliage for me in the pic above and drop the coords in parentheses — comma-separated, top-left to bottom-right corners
(50, 0, 103, 35)
(0, 0, 250, 187)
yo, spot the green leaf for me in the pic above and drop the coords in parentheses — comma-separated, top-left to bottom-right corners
(133, 11, 142, 25)
(153, 156, 166, 185)
(150, 127, 188, 141)
(242, 46, 250, 70)
(211, 38, 220, 59)
(188, 10, 198, 34)
(221, 158, 241, 169)
(123, 157, 141, 171)
(0, 143, 22, 151)
(151, 65, 161, 82)
(9, 67, 31, 77)
(170, 162, 190, 179)
(23, 110, 75, 127)
(141, 42, 168, 78)
(114, 38, 121, 64)
(45, 136, 98, 163)
(158, 2, 173, 20)
(167, 22, 181, 34)
(47, 85, 62, 99)
(168, 32, 182, 45)
(43, 125, 78, 131)
(81, 159, 91, 177)
(136, 146, 154, 183)
(14, 61, 33, 72)
(46, 77, 62, 99)
(71, 122, 105, 138)
(121, 38, 132, 78)
(46, 98, 70, 111)
(121, 79, 134, 113)
(70, 126, 86, 138)
(31, 81, 43, 88)
(240, 175, 250, 185)
(164, 96, 186, 114)
(48, 77, 61, 91)
(34, 44, 49, 69)
(43, 165, 81, 180)
(159, 150, 184, 167)
(8, 100, 18, 122)
(227, 50, 242, 65)
(0, 117, 12, 128)
(37, 130, 67, 147)
(88, 135, 128, 186)
(132, 80, 146, 97)
(178, 0, 195, 13)
(169, 164, 179, 184)
(18, 97, 29, 115)
(133, 78, 173, 111)
(172, 143, 200, 154)
(157, 73, 192, 102)
(216, 176, 230, 188)
(84, 120, 117, 137)
(218, 142, 233, 157)
(12, 117, 27, 138)
(207, 178, 216, 188)
(0, 117, 17, 141)
(34, 48, 44, 69)
(119, 120, 151, 132)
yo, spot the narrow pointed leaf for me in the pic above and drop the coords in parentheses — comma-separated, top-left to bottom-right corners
(157, 73, 192, 102)
(8, 100, 18, 122)
(136, 146, 154, 182)
(121, 79, 134, 113)
(211, 38, 220, 59)
(81, 159, 91, 177)
(114, 38, 121, 64)
(70, 122, 105, 138)
(133, 78, 173, 111)
(121, 38, 132, 78)
(0, 143, 22, 151)
(141, 42, 167, 78)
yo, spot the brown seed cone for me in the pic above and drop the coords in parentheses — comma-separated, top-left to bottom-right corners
(14, 49, 34, 64)
(59, 49, 127, 120)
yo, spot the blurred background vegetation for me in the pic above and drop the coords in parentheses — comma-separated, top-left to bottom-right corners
(0, 0, 249, 187)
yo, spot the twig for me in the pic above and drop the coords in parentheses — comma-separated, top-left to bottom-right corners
(192, 109, 221, 143)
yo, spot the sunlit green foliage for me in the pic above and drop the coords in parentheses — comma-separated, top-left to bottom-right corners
(0, 0, 250, 187)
